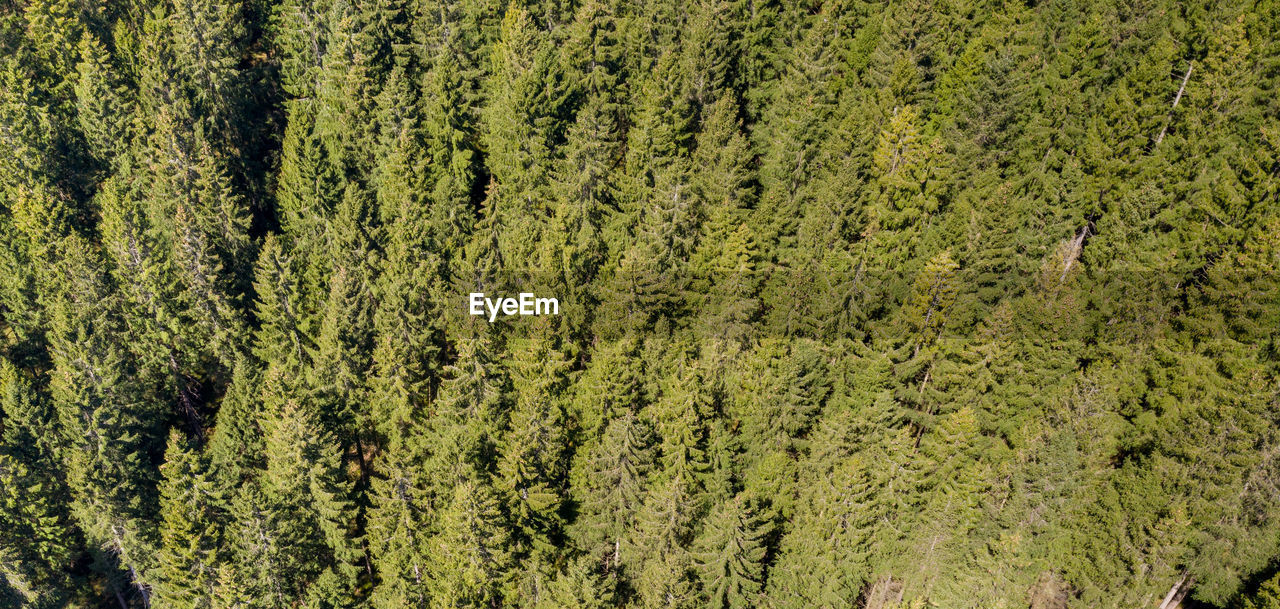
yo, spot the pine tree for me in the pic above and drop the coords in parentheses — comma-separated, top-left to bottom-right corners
(764, 452, 877, 609)
(900, 407, 988, 602)
(689, 97, 759, 341)
(425, 335, 510, 489)
(251, 236, 310, 383)
(167, 0, 248, 133)
(97, 170, 192, 393)
(0, 58, 78, 253)
(568, 338, 645, 441)
(736, 0, 782, 120)
(314, 0, 385, 176)
(136, 110, 253, 370)
(420, 57, 479, 259)
(5, 0, 1280, 603)
(682, 0, 742, 108)
(560, 0, 624, 100)
(366, 431, 433, 609)
(647, 359, 712, 492)
(273, 0, 334, 99)
(751, 4, 847, 247)
(21, 0, 85, 96)
(608, 154, 701, 331)
(480, 7, 572, 272)
(619, 51, 693, 217)
(221, 484, 287, 608)
(900, 250, 959, 346)
(204, 360, 266, 495)
(633, 550, 698, 609)
(1241, 572, 1280, 609)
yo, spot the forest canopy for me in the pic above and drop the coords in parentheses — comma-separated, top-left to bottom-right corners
(0, 0, 1279, 607)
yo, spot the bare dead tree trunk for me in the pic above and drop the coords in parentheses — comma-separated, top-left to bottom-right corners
(1154, 62, 1193, 147)
(111, 526, 150, 609)
(1058, 226, 1088, 282)
(129, 565, 150, 609)
(912, 365, 934, 450)
(1158, 571, 1190, 609)
(1170, 582, 1192, 609)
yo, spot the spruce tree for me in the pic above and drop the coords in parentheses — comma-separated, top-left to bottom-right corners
(73, 34, 132, 169)
(0, 362, 80, 604)
(308, 185, 378, 466)
(428, 478, 514, 609)
(537, 557, 616, 609)
(44, 236, 162, 594)
(694, 493, 769, 609)
(152, 431, 223, 609)
(498, 339, 571, 552)
(250, 399, 359, 605)
(570, 411, 655, 572)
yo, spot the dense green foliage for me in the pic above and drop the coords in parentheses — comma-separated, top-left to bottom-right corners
(1, 0, 1279, 607)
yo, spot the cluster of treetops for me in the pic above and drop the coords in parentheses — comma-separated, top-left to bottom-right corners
(1, 0, 1278, 607)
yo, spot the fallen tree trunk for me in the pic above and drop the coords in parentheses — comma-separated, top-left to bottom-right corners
(1158, 571, 1191, 609)
(1154, 62, 1193, 147)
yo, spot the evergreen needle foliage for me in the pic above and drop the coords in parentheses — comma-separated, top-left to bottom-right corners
(0, 0, 1278, 607)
